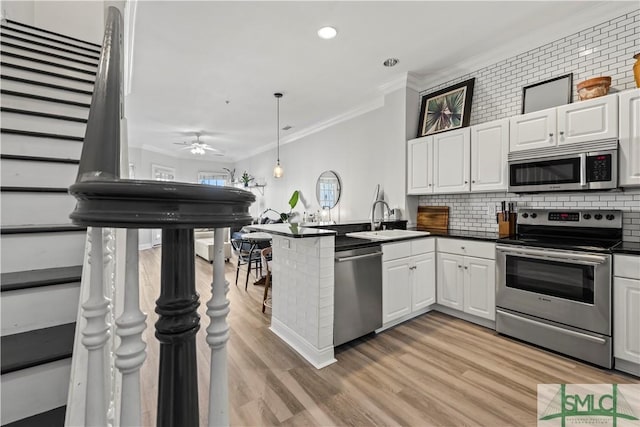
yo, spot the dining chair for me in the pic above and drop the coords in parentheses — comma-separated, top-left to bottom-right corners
(231, 238, 262, 290)
(261, 247, 272, 313)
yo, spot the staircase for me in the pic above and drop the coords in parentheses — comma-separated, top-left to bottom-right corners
(0, 19, 100, 426)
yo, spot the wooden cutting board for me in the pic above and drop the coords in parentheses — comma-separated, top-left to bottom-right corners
(417, 206, 449, 232)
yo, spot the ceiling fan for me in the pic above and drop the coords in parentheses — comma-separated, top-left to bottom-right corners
(173, 133, 224, 156)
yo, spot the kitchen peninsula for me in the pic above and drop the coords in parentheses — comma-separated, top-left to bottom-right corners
(246, 223, 338, 368)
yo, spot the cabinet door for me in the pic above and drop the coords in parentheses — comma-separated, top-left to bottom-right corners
(509, 109, 556, 152)
(407, 136, 433, 194)
(412, 252, 436, 311)
(556, 94, 618, 146)
(433, 128, 470, 193)
(436, 253, 464, 310)
(470, 119, 509, 192)
(619, 89, 640, 187)
(463, 257, 496, 321)
(614, 277, 640, 365)
(382, 258, 412, 324)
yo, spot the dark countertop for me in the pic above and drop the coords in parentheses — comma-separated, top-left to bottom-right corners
(411, 228, 501, 242)
(246, 223, 336, 238)
(612, 241, 640, 256)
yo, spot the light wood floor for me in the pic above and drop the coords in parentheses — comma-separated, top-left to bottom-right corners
(138, 247, 637, 426)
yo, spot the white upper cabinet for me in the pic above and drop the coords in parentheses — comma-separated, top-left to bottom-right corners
(619, 89, 640, 187)
(407, 136, 433, 194)
(433, 128, 470, 193)
(556, 95, 618, 145)
(470, 118, 509, 192)
(509, 93, 618, 153)
(509, 108, 556, 152)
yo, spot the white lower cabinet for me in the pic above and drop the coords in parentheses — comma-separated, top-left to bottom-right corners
(436, 239, 496, 321)
(613, 254, 640, 375)
(382, 238, 435, 326)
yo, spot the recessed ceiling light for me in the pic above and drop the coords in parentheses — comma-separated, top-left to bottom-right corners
(317, 26, 337, 40)
(383, 58, 399, 67)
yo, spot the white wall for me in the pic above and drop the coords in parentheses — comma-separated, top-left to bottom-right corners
(234, 87, 418, 224)
(2, 1, 104, 44)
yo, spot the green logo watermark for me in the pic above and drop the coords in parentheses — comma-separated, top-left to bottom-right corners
(538, 384, 640, 426)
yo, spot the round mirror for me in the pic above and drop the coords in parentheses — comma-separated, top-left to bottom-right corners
(316, 170, 342, 209)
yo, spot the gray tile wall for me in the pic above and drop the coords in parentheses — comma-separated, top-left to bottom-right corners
(417, 10, 640, 242)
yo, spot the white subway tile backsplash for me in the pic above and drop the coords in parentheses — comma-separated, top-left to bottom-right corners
(418, 10, 639, 240)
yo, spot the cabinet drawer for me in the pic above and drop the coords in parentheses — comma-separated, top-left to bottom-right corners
(411, 238, 435, 255)
(437, 238, 496, 259)
(383, 241, 411, 261)
(615, 255, 640, 280)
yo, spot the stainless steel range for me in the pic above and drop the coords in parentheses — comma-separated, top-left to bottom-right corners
(496, 209, 622, 368)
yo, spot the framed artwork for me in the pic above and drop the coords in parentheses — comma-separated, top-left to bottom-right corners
(417, 78, 475, 137)
(522, 73, 573, 114)
(151, 164, 175, 181)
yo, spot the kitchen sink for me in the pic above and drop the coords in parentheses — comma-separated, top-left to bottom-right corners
(345, 229, 430, 241)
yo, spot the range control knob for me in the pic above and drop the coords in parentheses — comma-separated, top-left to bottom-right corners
(606, 214, 615, 221)
(531, 213, 537, 219)
(594, 214, 603, 220)
(583, 214, 592, 220)
(522, 213, 529, 219)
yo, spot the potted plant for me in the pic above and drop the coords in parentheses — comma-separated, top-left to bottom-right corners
(261, 190, 300, 223)
(240, 171, 254, 187)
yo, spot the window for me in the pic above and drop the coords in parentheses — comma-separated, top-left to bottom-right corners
(152, 164, 175, 181)
(198, 171, 227, 186)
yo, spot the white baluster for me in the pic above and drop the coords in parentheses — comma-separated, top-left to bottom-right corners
(82, 227, 111, 426)
(207, 228, 230, 426)
(115, 229, 147, 426)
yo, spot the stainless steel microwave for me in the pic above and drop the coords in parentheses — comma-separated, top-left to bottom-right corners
(508, 149, 617, 193)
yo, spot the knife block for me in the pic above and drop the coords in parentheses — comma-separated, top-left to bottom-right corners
(498, 212, 517, 237)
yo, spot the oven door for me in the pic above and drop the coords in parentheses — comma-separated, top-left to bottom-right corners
(496, 245, 611, 335)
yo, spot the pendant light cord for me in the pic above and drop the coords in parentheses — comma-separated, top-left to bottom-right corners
(276, 95, 280, 163)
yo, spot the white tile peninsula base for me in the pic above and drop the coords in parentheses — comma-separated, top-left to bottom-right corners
(270, 234, 336, 369)
(270, 319, 336, 369)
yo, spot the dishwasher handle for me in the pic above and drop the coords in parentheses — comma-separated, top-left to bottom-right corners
(335, 251, 383, 262)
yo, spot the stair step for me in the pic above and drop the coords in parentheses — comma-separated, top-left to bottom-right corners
(0, 224, 86, 235)
(1, 191, 77, 226)
(1, 229, 87, 273)
(0, 154, 80, 164)
(6, 18, 101, 48)
(1, 266, 83, 292)
(2, 278, 80, 336)
(0, 91, 89, 119)
(1, 155, 80, 187)
(1, 25, 101, 56)
(1, 32, 100, 61)
(1, 111, 86, 138)
(1, 61, 95, 86)
(0, 108, 87, 123)
(1, 51, 97, 75)
(1, 75, 93, 99)
(1, 186, 71, 193)
(2, 41, 99, 68)
(4, 406, 66, 427)
(1, 359, 71, 425)
(1, 323, 76, 374)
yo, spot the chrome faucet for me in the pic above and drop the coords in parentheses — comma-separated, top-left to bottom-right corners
(371, 200, 391, 231)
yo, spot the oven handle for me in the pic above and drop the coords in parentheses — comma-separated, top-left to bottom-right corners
(497, 310, 607, 345)
(496, 245, 608, 265)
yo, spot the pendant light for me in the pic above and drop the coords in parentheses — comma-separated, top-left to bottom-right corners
(273, 92, 284, 178)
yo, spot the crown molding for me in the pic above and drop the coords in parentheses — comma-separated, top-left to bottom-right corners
(417, 3, 638, 91)
(236, 95, 385, 161)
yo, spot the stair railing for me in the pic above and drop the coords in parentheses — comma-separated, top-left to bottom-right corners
(66, 6, 255, 427)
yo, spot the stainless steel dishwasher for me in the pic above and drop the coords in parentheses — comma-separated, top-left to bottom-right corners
(333, 245, 383, 346)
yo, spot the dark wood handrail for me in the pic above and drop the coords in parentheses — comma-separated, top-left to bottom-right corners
(75, 6, 122, 182)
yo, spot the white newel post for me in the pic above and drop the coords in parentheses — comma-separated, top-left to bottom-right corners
(115, 229, 147, 426)
(207, 228, 230, 426)
(82, 227, 111, 426)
